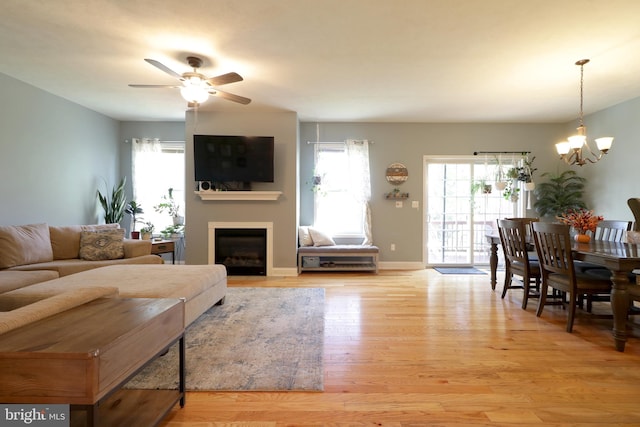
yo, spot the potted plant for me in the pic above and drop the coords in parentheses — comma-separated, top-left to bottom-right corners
(97, 177, 126, 224)
(155, 188, 184, 225)
(140, 222, 155, 240)
(160, 224, 184, 239)
(124, 200, 144, 239)
(533, 170, 587, 218)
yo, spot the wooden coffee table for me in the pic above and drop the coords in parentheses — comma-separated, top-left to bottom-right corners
(0, 297, 185, 426)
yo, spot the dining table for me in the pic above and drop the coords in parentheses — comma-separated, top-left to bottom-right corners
(486, 233, 640, 352)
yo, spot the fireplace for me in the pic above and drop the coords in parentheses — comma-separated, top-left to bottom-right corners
(215, 228, 266, 276)
(208, 222, 274, 276)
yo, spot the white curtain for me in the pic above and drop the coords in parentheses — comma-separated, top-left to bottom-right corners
(131, 138, 166, 232)
(346, 139, 373, 245)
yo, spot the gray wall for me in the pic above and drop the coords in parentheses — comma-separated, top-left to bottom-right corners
(567, 97, 640, 221)
(183, 111, 299, 270)
(299, 122, 567, 263)
(0, 73, 119, 226)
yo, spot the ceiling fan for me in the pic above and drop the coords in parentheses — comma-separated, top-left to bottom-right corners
(129, 56, 251, 107)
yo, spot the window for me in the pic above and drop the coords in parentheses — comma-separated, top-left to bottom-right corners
(131, 138, 185, 235)
(313, 143, 364, 237)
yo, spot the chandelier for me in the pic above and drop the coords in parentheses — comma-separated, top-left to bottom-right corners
(555, 59, 613, 166)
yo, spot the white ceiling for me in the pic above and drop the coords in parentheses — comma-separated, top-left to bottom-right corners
(2, 0, 640, 123)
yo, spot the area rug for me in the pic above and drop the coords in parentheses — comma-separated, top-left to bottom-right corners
(127, 287, 324, 391)
(433, 267, 486, 275)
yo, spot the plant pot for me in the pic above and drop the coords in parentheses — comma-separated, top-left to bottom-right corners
(482, 184, 492, 194)
(524, 182, 536, 191)
(130, 231, 140, 240)
(142, 232, 152, 240)
(494, 181, 507, 191)
(575, 233, 591, 243)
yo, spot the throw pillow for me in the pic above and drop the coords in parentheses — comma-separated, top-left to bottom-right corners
(298, 226, 314, 247)
(79, 229, 125, 261)
(0, 223, 53, 269)
(308, 227, 336, 247)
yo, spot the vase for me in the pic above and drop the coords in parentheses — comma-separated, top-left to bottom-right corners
(575, 233, 591, 243)
(130, 231, 140, 240)
(495, 181, 507, 191)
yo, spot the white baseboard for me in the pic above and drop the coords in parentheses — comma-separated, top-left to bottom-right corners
(271, 267, 298, 277)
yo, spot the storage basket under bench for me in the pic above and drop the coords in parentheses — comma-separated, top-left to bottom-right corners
(297, 245, 379, 274)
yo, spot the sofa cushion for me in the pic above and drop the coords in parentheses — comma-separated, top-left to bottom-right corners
(0, 287, 119, 335)
(0, 223, 53, 269)
(79, 229, 125, 261)
(50, 223, 119, 260)
(0, 270, 60, 294)
(7, 255, 163, 276)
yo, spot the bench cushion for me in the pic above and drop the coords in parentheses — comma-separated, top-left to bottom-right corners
(298, 245, 379, 254)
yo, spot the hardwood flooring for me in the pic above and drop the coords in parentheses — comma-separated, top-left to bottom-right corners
(161, 269, 640, 426)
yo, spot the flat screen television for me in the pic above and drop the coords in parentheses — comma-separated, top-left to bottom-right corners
(194, 134, 274, 184)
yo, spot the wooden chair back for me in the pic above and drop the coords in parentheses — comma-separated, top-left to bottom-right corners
(497, 218, 541, 309)
(628, 198, 640, 232)
(592, 220, 631, 242)
(531, 222, 575, 281)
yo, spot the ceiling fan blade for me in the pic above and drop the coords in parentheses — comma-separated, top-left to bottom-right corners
(144, 58, 183, 80)
(213, 90, 251, 105)
(129, 84, 181, 88)
(207, 72, 243, 86)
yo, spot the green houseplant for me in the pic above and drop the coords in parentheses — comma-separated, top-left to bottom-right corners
(140, 222, 155, 240)
(533, 170, 587, 218)
(155, 188, 184, 225)
(97, 177, 126, 224)
(124, 200, 144, 238)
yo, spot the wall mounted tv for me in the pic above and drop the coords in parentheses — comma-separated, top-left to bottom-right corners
(194, 135, 274, 186)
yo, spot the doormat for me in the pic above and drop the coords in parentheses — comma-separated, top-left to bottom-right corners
(433, 267, 486, 275)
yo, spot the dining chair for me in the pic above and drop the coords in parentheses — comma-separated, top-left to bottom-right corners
(628, 198, 640, 232)
(497, 219, 541, 309)
(580, 220, 632, 311)
(591, 220, 632, 242)
(531, 222, 612, 333)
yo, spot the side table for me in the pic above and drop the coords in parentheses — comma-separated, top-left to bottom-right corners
(152, 239, 175, 264)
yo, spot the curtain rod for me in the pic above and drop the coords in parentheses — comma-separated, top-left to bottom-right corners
(473, 151, 530, 155)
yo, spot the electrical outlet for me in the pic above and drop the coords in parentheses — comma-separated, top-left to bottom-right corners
(412, 200, 419, 208)
(395, 201, 403, 208)
(390, 243, 396, 251)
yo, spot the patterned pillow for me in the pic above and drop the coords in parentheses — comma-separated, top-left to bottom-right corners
(79, 229, 125, 261)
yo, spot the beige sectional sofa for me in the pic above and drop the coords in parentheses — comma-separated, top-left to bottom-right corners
(0, 223, 228, 333)
(0, 223, 162, 287)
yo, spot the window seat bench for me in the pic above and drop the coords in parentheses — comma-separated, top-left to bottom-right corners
(297, 245, 379, 274)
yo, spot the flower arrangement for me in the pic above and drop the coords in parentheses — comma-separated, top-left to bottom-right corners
(556, 208, 603, 234)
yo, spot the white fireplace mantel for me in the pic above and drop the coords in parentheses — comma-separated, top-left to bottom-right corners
(195, 191, 282, 201)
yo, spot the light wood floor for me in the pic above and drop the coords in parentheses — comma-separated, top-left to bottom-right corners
(162, 269, 640, 426)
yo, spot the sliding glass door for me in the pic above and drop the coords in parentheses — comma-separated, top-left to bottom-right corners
(425, 156, 525, 266)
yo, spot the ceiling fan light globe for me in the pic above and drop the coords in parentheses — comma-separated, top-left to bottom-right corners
(180, 85, 209, 103)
